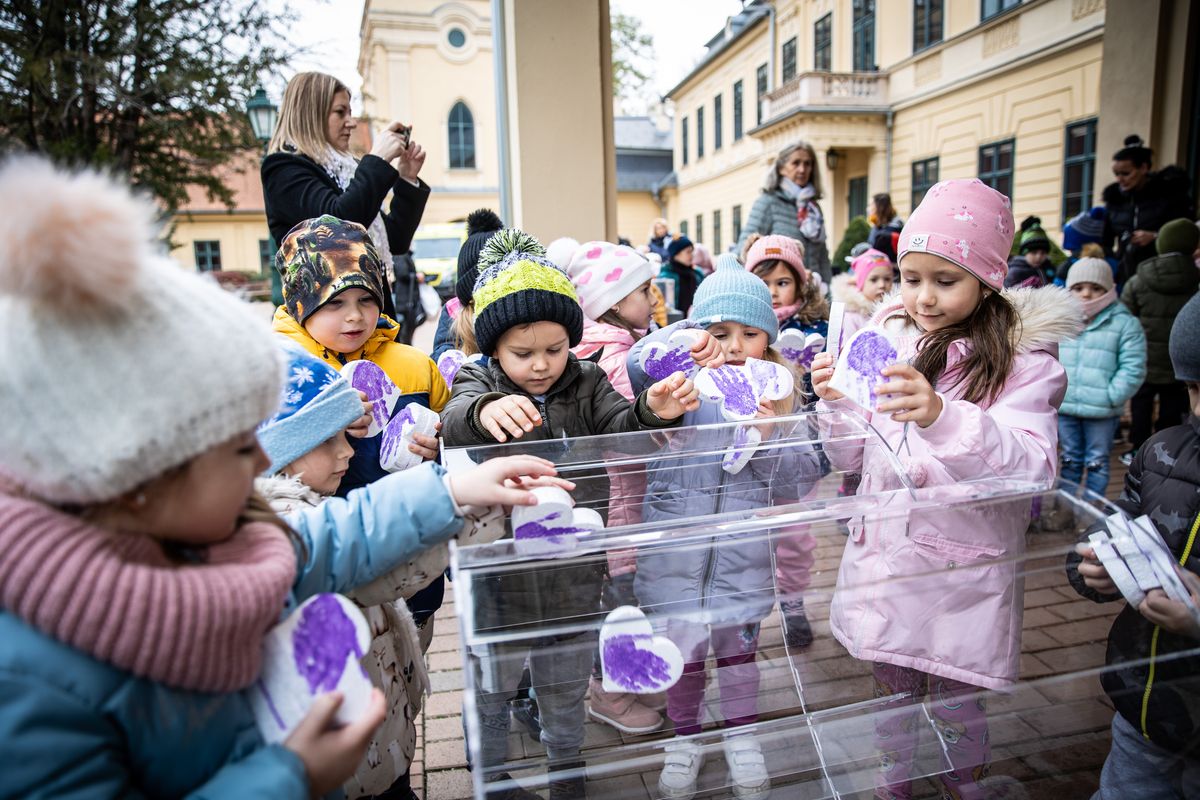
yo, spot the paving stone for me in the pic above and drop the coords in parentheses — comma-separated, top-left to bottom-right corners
(425, 690, 466, 718)
(427, 649, 464, 672)
(1022, 606, 1065, 629)
(425, 767, 475, 800)
(1041, 615, 1117, 647)
(1034, 642, 1107, 673)
(426, 714, 466, 743)
(1020, 698, 1113, 738)
(425, 738, 470, 770)
(430, 668, 464, 692)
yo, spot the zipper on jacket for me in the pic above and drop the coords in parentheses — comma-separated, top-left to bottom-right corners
(700, 459, 734, 610)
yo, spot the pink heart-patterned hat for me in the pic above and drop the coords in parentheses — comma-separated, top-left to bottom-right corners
(898, 178, 1014, 290)
(569, 241, 656, 321)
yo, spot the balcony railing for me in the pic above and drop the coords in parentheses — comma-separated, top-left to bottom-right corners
(760, 71, 888, 123)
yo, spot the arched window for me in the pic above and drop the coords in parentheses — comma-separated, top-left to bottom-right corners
(448, 102, 475, 169)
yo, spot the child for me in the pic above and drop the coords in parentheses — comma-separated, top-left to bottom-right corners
(1066, 292, 1200, 799)
(1120, 218, 1200, 464)
(661, 236, 705, 314)
(440, 229, 699, 799)
(811, 178, 1081, 800)
(832, 247, 895, 339)
(432, 208, 504, 361)
(1058, 258, 1146, 496)
(0, 158, 563, 798)
(627, 255, 824, 800)
(1005, 215, 1052, 288)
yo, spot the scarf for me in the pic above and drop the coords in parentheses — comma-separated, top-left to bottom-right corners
(1080, 288, 1118, 322)
(780, 178, 825, 244)
(322, 148, 394, 282)
(0, 493, 297, 692)
(773, 301, 803, 322)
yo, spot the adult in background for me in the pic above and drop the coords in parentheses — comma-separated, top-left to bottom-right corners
(867, 192, 903, 243)
(737, 141, 832, 286)
(660, 236, 705, 314)
(1102, 134, 1193, 283)
(647, 218, 673, 263)
(262, 71, 430, 320)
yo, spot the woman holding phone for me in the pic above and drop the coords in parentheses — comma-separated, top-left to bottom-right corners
(262, 71, 429, 318)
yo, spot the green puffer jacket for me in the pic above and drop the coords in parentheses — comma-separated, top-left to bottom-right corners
(1059, 300, 1146, 418)
(1121, 252, 1200, 383)
(441, 355, 679, 635)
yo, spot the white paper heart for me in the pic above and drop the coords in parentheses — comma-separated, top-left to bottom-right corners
(827, 326, 898, 413)
(776, 330, 826, 372)
(249, 593, 373, 744)
(340, 361, 400, 437)
(722, 424, 763, 474)
(436, 349, 483, 388)
(639, 329, 702, 382)
(693, 357, 794, 421)
(379, 402, 440, 473)
(599, 606, 684, 694)
(510, 486, 604, 556)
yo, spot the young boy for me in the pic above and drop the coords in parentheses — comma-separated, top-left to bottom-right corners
(1066, 292, 1200, 799)
(440, 228, 702, 799)
(1006, 215, 1052, 288)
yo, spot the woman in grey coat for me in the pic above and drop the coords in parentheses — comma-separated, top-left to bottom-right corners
(736, 141, 832, 286)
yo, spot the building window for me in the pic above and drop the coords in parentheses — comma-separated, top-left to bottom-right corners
(978, 139, 1015, 199)
(732, 204, 743, 243)
(448, 101, 475, 169)
(756, 63, 768, 125)
(713, 209, 723, 253)
(782, 37, 798, 83)
(911, 157, 939, 209)
(733, 80, 744, 141)
(696, 107, 705, 159)
(913, 0, 943, 52)
(194, 240, 222, 272)
(1063, 118, 1098, 221)
(981, 0, 1020, 21)
(695, 213, 703, 243)
(852, 0, 875, 72)
(814, 14, 832, 72)
(447, 27, 466, 48)
(713, 94, 723, 151)
(682, 118, 689, 166)
(258, 239, 274, 273)
(679, 220, 688, 238)
(848, 176, 868, 221)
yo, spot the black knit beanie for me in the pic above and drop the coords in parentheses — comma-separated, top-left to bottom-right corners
(455, 208, 504, 307)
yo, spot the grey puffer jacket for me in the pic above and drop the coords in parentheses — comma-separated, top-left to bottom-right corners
(441, 354, 681, 634)
(626, 321, 825, 625)
(736, 190, 832, 286)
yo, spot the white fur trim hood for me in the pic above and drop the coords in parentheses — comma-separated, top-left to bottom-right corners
(830, 272, 877, 318)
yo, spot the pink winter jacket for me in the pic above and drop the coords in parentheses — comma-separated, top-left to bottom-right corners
(572, 318, 645, 535)
(830, 272, 877, 344)
(822, 286, 1080, 690)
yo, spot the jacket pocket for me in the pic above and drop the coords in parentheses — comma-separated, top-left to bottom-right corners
(910, 531, 1004, 568)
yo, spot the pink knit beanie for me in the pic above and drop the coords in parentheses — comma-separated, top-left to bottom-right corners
(898, 178, 1014, 290)
(745, 234, 808, 282)
(850, 248, 892, 291)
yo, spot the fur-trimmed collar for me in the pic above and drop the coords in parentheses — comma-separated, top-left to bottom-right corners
(830, 272, 877, 317)
(255, 473, 325, 515)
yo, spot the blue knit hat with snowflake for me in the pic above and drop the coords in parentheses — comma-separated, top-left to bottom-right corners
(689, 254, 779, 343)
(257, 341, 364, 474)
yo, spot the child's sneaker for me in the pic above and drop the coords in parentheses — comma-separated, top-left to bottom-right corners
(723, 733, 771, 799)
(587, 678, 662, 733)
(657, 740, 704, 799)
(781, 599, 814, 649)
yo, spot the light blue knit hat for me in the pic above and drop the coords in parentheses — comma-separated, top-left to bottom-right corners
(257, 341, 364, 474)
(689, 254, 779, 343)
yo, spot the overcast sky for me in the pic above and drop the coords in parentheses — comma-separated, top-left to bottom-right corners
(278, 0, 744, 105)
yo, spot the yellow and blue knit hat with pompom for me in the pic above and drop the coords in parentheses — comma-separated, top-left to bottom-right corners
(471, 229, 583, 356)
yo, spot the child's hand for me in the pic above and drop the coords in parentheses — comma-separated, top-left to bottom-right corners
(1138, 568, 1200, 638)
(810, 352, 843, 402)
(754, 399, 777, 438)
(607, 548, 638, 577)
(449, 455, 574, 508)
(1074, 544, 1118, 595)
(689, 330, 725, 369)
(875, 364, 943, 428)
(285, 690, 386, 797)
(347, 391, 373, 439)
(479, 396, 542, 442)
(409, 421, 443, 461)
(646, 373, 700, 419)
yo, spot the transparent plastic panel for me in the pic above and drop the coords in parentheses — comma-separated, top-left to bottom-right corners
(445, 410, 1200, 799)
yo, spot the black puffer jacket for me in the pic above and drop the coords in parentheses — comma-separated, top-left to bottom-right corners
(441, 355, 679, 635)
(1102, 166, 1194, 282)
(1066, 415, 1200, 757)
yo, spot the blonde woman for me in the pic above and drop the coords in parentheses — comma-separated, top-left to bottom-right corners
(261, 71, 428, 319)
(647, 217, 673, 263)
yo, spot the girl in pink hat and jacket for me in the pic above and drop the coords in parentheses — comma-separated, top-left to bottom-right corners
(831, 247, 895, 340)
(811, 179, 1081, 800)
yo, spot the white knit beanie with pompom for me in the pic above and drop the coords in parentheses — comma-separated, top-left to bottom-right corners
(0, 157, 283, 504)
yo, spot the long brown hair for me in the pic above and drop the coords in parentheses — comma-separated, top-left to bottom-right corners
(751, 259, 829, 325)
(909, 291, 1019, 406)
(268, 71, 349, 161)
(596, 309, 646, 341)
(453, 303, 479, 355)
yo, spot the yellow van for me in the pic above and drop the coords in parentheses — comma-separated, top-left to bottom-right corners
(411, 223, 466, 301)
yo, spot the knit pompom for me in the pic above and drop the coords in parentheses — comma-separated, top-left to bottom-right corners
(1019, 216, 1042, 232)
(476, 227, 546, 272)
(466, 208, 504, 237)
(0, 157, 155, 311)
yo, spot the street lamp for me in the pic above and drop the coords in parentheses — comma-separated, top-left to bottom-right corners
(825, 148, 842, 171)
(246, 87, 278, 146)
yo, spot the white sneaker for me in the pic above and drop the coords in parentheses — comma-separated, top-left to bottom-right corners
(657, 740, 704, 799)
(723, 734, 771, 799)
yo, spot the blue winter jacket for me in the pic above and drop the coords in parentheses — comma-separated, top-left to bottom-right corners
(1059, 300, 1147, 419)
(0, 463, 462, 799)
(626, 321, 823, 625)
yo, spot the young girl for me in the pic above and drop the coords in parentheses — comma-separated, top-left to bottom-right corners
(832, 247, 894, 339)
(0, 158, 562, 798)
(440, 229, 698, 799)
(627, 256, 824, 800)
(432, 208, 504, 362)
(811, 178, 1081, 800)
